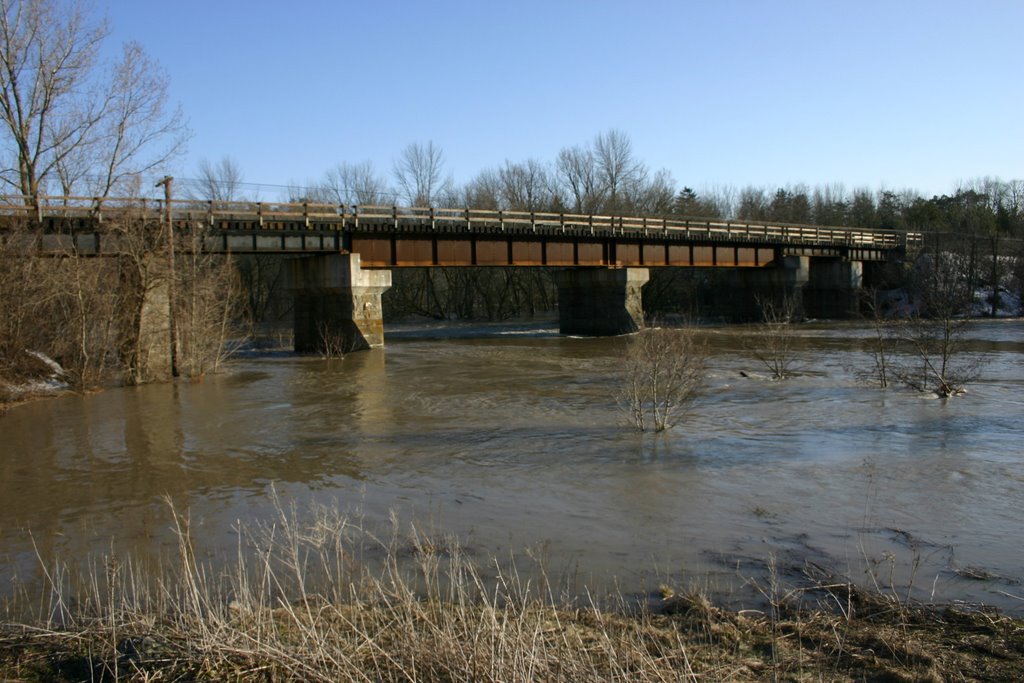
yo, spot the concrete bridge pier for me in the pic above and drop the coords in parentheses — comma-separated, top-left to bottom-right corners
(553, 267, 649, 336)
(718, 256, 866, 320)
(287, 253, 391, 352)
(805, 258, 863, 319)
(720, 255, 810, 320)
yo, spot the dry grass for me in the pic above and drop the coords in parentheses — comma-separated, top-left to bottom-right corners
(2, 500, 1022, 682)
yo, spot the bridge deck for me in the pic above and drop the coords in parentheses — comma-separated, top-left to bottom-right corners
(1, 197, 922, 266)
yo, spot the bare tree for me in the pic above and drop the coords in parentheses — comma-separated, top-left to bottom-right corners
(0, 0, 107, 199)
(853, 250, 984, 397)
(631, 168, 676, 215)
(393, 141, 451, 206)
(849, 187, 878, 228)
(700, 183, 739, 219)
(960, 176, 1024, 316)
(103, 203, 173, 384)
(321, 160, 388, 205)
(0, 218, 71, 386)
(186, 157, 291, 346)
(0, 206, 152, 389)
(619, 324, 707, 433)
(98, 207, 241, 383)
(84, 41, 187, 197)
(555, 130, 673, 216)
(1012, 239, 1024, 315)
(461, 159, 555, 212)
(0, 0, 186, 203)
(891, 320, 976, 398)
(461, 168, 501, 209)
(53, 253, 128, 386)
(593, 129, 644, 214)
(192, 155, 245, 203)
(811, 183, 849, 225)
(555, 143, 602, 213)
(497, 158, 553, 211)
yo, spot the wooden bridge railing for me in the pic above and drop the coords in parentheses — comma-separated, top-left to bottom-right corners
(0, 195, 924, 250)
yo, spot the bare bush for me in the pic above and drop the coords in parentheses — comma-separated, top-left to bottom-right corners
(620, 324, 707, 432)
(747, 295, 801, 379)
(857, 256, 984, 397)
(862, 320, 981, 397)
(889, 257, 981, 397)
(857, 289, 897, 389)
(0, 221, 53, 385)
(47, 256, 129, 387)
(0, 217, 130, 389)
(175, 220, 241, 377)
(316, 321, 349, 359)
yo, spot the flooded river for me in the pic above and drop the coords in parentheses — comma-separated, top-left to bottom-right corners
(2, 320, 1022, 614)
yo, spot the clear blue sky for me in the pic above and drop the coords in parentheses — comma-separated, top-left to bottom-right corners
(103, 0, 1022, 200)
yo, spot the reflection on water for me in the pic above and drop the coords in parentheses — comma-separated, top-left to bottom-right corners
(2, 320, 1022, 613)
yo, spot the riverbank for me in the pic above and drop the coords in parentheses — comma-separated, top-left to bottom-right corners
(3, 591, 1022, 681)
(2, 507, 1022, 682)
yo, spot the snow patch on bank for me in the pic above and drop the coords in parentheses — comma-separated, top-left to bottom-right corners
(1, 351, 70, 400)
(970, 286, 1022, 318)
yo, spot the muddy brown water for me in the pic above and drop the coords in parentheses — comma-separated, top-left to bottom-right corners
(2, 320, 1022, 614)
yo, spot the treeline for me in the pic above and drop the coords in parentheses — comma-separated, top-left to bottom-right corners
(193, 134, 1024, 238)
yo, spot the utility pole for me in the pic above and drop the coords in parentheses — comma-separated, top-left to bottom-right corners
(156, 176, 179, 378)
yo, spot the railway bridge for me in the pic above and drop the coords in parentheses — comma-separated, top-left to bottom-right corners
(2, 196, 922, 353)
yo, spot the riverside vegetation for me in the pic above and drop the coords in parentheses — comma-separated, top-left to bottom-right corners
(2, 501, 1022, 682)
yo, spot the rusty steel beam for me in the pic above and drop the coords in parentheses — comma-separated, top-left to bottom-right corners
(346, 233, 793, 268)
